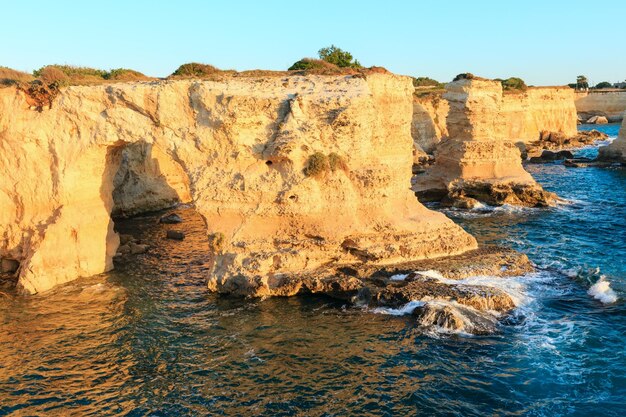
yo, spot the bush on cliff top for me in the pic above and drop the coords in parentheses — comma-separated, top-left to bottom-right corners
(318, 45, 362, 69)
(499, 77, 527, 92)
(170, 63, 221, 78)
(32, 65, 150, 86)
(412, 77, 444, 89)
(289, 45, 363, 73)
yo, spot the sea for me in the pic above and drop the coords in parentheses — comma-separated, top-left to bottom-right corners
(0, 123, 624, 416)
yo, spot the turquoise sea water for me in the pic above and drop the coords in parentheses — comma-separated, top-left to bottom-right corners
(0, 124, 624, 416)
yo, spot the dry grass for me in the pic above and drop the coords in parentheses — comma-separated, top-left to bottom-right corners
(0, 66, 34, 87)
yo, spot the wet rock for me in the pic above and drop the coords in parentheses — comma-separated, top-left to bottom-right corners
(119, 234, 134, 245)
(159, 213, 183, 224)
(528, 149, 574, 163)
(129, 243, 149, 255)
(526, 130, 608, 157)
(117, 244, 131, 255)
(412, 302, 499, 335)
(166, 230, 185, 240)
(447, 181, 556, 207)
(441, 195, 481, 209)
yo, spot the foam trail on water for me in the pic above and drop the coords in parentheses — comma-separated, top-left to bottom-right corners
(372, 300, 424, 316)
(588, 277, 618, 304)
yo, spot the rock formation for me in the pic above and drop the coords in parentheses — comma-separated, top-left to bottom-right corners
(500, 87, 578, 143)
(598, 113, 626, 162)
(0, 73, 479, 295)
(412, 77, 556, 207)
(412, 93, 449, 154)
(411, 85, 578, 157)
(575, 91, 626, 122)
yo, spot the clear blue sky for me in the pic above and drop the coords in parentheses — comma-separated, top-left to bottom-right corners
(1, 0, 622, 86)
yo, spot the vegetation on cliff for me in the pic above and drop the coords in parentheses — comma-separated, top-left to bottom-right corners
(289, 45, 362, 73)
(498, 77, 528, 92)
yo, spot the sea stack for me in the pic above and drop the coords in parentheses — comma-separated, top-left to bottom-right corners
(412, 75, 556, 207)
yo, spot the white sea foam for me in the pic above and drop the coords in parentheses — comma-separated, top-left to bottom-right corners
(389, 273, 408, 281)
(587, 277, 618, 304)
(372, 300, 425, 316)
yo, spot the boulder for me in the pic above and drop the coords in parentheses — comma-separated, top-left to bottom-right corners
(119, 234, 134, 245)
(117, 244, 131, 255)
(129, 243, 149, 255)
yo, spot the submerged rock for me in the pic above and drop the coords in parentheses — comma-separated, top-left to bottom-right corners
(412, 302, 499, 335)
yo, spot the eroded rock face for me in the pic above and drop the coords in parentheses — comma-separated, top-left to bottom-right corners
(576, 91, 626, 122)
(112, 142, 192, 217)
(0, 73, 477, 294)
(500, 87, 578, 143)
(412, 93, 449, 154)
(412, 78, 556, 207)
(411, 86, 578, 157)
(598, 114, 626, 162)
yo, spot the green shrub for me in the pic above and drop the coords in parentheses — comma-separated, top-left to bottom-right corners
(453, 73, 475, 82)
(289, 58, 339, 71)
(594, 81, 612, 89)
(208, 232, 225, 253)
(328, 152, 348, 172)
(34, 65, 107, 79)
(412, 77, 444, 88)
(500, 77, 527, 91)
(318, 45, 362, 68)
(171, 63, 220, 78)
(36, 66, 70, 87)
(105, 68, 149, 81)
(303, 152, 330, 177)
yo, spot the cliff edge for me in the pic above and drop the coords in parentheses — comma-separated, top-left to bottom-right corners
(0, 73, 478, 295)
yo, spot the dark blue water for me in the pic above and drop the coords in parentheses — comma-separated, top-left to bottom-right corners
(1, 124, 624, 416)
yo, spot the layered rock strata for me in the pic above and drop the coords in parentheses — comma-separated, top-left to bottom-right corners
(413, 78, 556, 207)
(0, 73, 478, 294)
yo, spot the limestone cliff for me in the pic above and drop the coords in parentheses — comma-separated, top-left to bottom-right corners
(412, 93, 449, 154)
(0, 73, 477, 295)
(575, 91, 626, 122)
(412, 78, 555, 207)
(500, 87, 578, 143)
(412, 86, 578, 155)
(598, 113, 626, 162)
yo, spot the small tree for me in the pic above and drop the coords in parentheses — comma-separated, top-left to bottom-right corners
(594, 81, 612, 89)
(576, 75, 589, 90)
(318, 45, 362, 68)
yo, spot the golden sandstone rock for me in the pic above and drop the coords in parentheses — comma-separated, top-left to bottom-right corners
(413, 77, 557, 207)
(0, 73, 478, 295)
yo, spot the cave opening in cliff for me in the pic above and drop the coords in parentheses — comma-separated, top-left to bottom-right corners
(107, 142, 209, 269)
